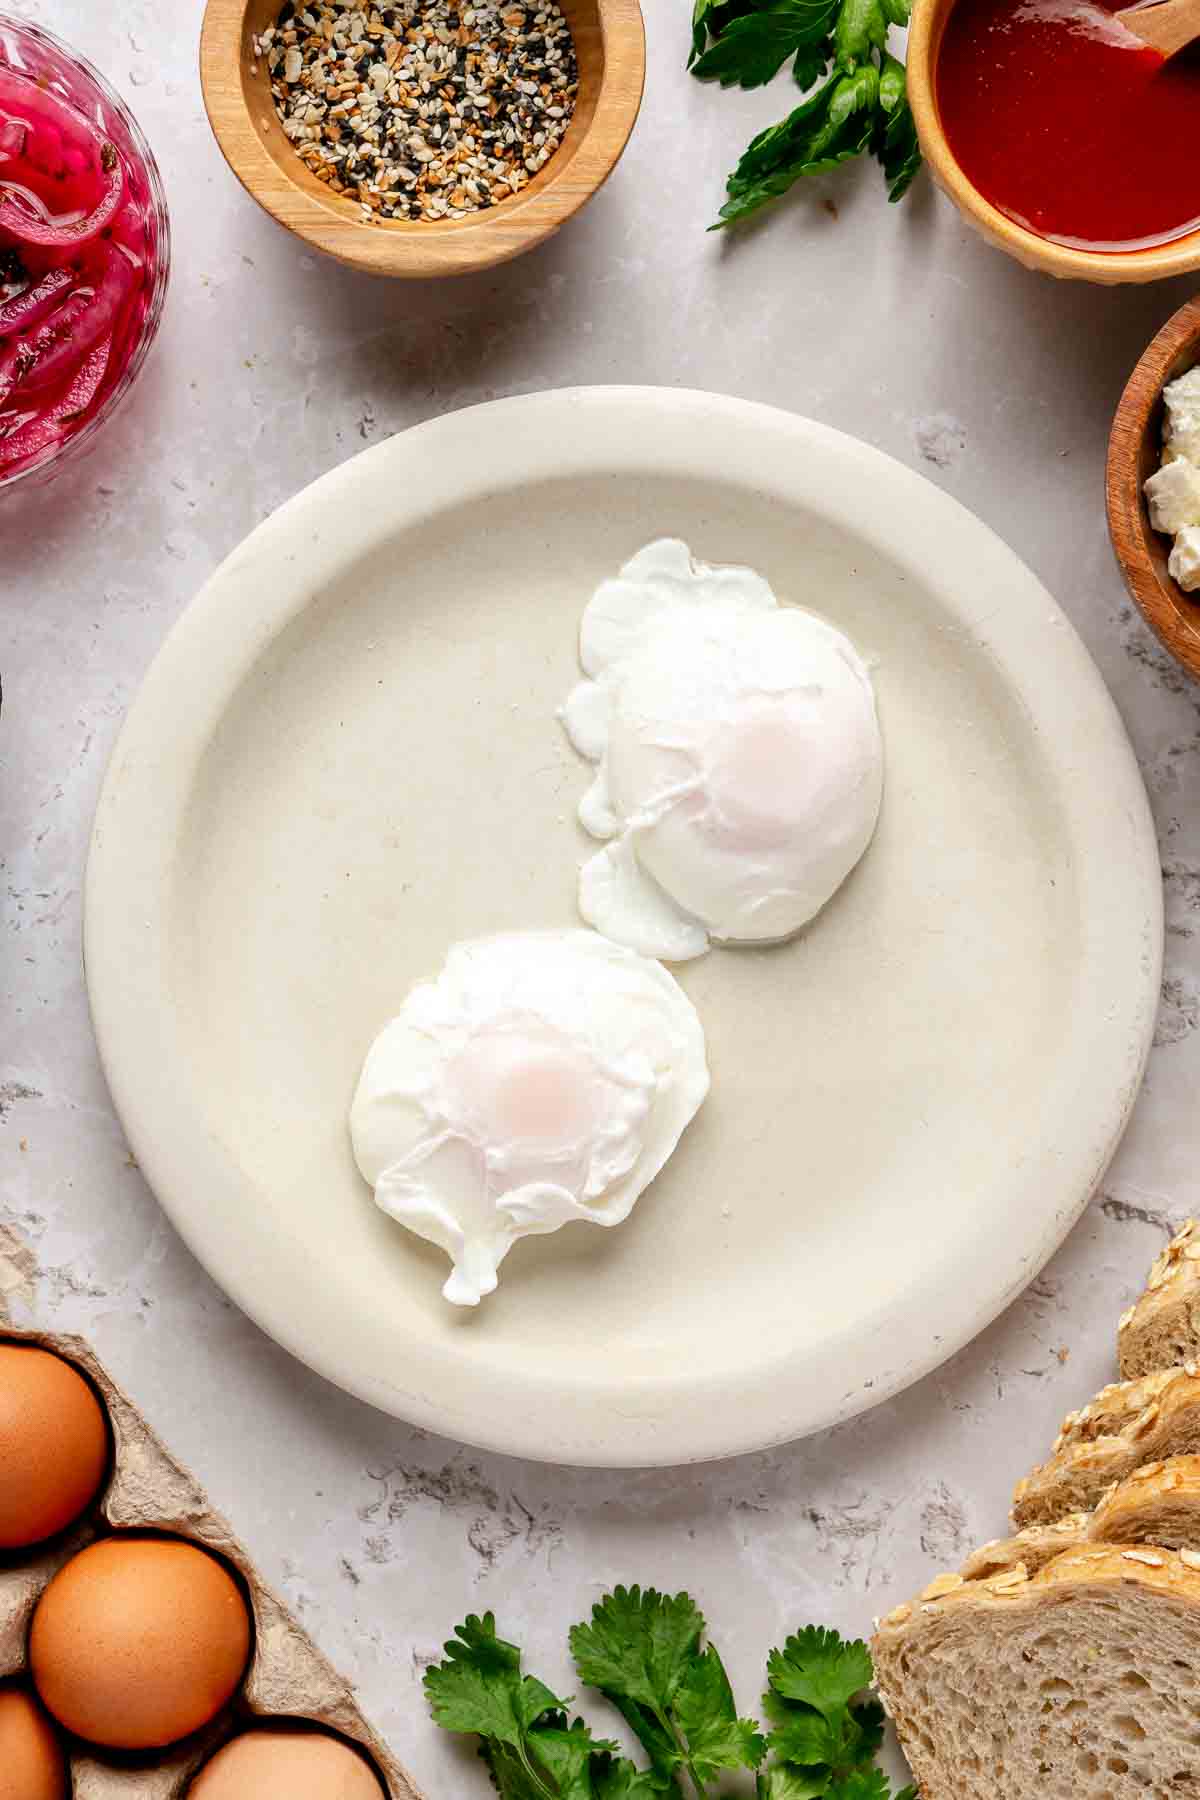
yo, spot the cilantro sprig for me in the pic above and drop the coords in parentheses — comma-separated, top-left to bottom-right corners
(425, 1594, 913, 1800)
(570, 1585, 765, 1792)
(424, 1613, 654, 1800)
(760, 1626, 914, 1797)
(690, 0, 922, 225)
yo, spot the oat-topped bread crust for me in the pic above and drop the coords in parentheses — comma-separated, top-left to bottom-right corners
(1012, 1367, 1200, 1527)
(1119, 1220, 1200, 1380)
(1091, 1453, 1200, 1545)
(873, 1546, 1200, 1798)
(965, 1456, 1200, 1581)
(960, 1514, 1089, 1582)
(1053, 1366, 1182, 1453)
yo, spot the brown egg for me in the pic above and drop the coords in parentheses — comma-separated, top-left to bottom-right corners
(0, 1342, 109, 1547)
(189, 1725, 386, 1798)
(0, 1682, 68, 1800)
(30, 1534, 251, 1749)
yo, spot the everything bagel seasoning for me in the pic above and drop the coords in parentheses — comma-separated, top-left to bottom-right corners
(254, 1, 580, 223)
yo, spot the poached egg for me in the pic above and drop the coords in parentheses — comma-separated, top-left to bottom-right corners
(561, 539, 884, 960)
(349, 929, 708, 1305)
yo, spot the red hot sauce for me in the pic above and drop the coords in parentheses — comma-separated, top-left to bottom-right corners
(936, 0, 1200, 250)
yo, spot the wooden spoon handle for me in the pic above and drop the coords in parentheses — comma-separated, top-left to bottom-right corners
(1120, 0, 1200, 56)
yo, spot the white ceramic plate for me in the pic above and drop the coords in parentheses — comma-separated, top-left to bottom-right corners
(85, 389, 1162, 1467)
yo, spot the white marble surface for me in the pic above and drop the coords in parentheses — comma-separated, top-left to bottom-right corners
(3, 1, 1200, 1792)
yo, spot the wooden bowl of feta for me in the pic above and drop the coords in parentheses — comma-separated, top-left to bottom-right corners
(1108, 294, 1200, 684)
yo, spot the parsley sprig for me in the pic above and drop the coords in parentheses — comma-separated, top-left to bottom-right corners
(689, 0, 922, 225)
(424, 1592, 914, 1800)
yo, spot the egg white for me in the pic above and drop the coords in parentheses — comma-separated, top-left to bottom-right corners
(349, 929, 709, 1305)
(561, 539, 884, 960)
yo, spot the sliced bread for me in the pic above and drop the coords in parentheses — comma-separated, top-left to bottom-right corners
(960, 1514, 1089, 1582)
(1012, 1368, 1200, 1527)
(965, 1456, 1200, 1581)
(1119, 1220, 1200, 1380)
(1092, 1454, 1200, 1546)
(1053, 1367, 1181, 1453)
(872, 1545, 1200, 1798)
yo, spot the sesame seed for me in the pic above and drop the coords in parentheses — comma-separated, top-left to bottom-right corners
(259, 0, 578, 220)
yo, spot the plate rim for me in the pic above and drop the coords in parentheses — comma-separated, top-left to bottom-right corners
(84, 385, 1164, 1466)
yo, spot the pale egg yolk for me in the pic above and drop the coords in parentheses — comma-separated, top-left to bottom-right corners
(706, 699, 815, 849)
(349, 930, 711, 1307)
(445, 1026, 599, 1159)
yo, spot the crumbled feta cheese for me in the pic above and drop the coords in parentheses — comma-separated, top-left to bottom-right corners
(1142, 364, 1200, 589)
(1163, 366, 1200, 464)
(1169, 524, 1200, 593)
(1145, 457, 1200, 535)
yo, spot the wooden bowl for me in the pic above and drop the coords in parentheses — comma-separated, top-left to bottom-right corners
(199, 0, 645, 277)
(907, 0, 1200, 285)
(1107, 294, 1200, 682)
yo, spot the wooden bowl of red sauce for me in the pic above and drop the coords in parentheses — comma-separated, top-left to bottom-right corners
(908, 0, 1200, 282)
(1107, 295, 1200, 682)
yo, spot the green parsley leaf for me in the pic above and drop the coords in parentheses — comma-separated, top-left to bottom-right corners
(832, 0, 888, 65)
(766, 1628, 875, 1720)
(766, 1708, 848, 1767)
(570, 1587, 706, 1785)
(596, 1694, 682, 1790)
(483, 1741, 555, 1800)
(689, 0, 922, 221)
(873, 54, 921, 200)
(570, 1587, 705, 1715)
(830, 60, 881, 116)
(691, 0, 840, 88)
(765, 1688, 883, 1769)
(724, 74, 839, 189)
(592, 1757, 665, 1800)
(848, 1698, 885, 1762)
(429, 1603, 912, 1800)
(427, 1616, 646, 1800)
(674, 1645, 767, 1783)
(532, 1723, 619, 1800)
(714, 67, 878, 226)
(571, 1588, 764, 1794)
(759, 1627, 895, 1797)
(792, 40, 833, 89)
(691, 0, 717, 62)
(757, 1768, 832, 1800)
(690, 0, 762, 62)
(425, 1614, 565, 1749)
(826, 1770, 911, 1800)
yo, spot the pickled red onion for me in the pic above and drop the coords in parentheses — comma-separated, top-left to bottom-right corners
(0, 71, 106, 176)
(0, 333, 111, 466)
(17, 288, 95, 389)
(0, 140, 123, 247)
(15, 249, 134, 393)
(0, 46, 160, 484)
(0, 335, 33, 407)
(0, 265, 74, 333)
(0, 115, 25, 161)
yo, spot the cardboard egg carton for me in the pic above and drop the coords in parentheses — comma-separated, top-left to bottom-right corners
(0, 1319, 423, 1800)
